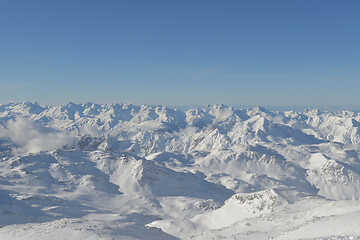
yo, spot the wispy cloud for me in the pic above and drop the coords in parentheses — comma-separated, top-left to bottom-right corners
(0, 117, 75, 155)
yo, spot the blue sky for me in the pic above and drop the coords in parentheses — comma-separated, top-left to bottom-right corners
(0, 0, 359, 108)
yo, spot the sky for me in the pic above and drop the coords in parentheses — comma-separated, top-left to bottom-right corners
(0, 0, 359, 108)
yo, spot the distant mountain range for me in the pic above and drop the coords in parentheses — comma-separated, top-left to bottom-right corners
(1, 102, 360, 239)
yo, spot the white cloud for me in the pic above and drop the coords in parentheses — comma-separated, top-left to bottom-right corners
(1, 117, 74, 155)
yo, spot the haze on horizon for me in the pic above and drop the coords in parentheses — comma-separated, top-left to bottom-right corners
(0, 0, 359, 107)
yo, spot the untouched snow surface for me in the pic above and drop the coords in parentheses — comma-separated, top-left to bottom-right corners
(1, 102, 360, 239)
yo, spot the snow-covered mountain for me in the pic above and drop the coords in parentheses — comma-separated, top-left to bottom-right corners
(1, 102, 360, 239)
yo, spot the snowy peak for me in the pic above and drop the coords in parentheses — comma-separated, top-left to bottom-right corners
(307, 153, 360, 200)
(191, 189, 285, 230)
(90, 151, 233, 200)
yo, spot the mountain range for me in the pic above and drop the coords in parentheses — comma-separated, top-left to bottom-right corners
(1, 102, 360, 239)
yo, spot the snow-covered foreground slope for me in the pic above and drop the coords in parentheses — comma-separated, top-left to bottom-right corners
(1, 102, 360, 239)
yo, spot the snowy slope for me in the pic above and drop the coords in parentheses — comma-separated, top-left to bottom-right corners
(1, 102, 360, 239)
